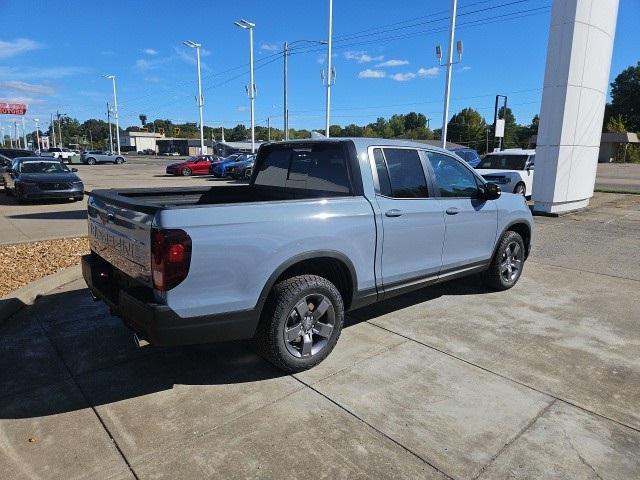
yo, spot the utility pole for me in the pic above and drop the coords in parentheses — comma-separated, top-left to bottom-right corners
(105, 75, 121, 154)
(183, 40, 206, 155)
(325, 0, 334, 137)
(50, 113, 56, 148)
(283, 41, 289, 140)
(89, 129, 93, 149)
(267, 116, 271, 141)
(438, 0, 463, 148)
(221, 125, 225, 143)
(21, 116, 27, 149)
(34, 118, 40, 152)
(56, 111, 64, 147)
(13, 122, 18, 148)
(107, 102, 113, 152)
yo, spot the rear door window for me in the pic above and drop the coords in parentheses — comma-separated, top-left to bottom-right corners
(378, 148, 429, 198)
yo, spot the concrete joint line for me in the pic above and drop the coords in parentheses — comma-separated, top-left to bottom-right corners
(32, 314, 141, 480)
(528, 260, 640, 283)
(365, 322, 640, 435)
(471, 399, 557, 480)
(292, 375, 457, 480)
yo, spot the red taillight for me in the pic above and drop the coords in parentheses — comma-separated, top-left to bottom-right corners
(151, 228, 192, 291)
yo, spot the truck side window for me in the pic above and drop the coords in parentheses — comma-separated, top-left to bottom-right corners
(382, 148, 429, 198)
(372, 148, 392, 197)
(427, 152, 479, 198)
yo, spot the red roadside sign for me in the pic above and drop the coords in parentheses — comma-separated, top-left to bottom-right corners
(0, 103, 27, 115)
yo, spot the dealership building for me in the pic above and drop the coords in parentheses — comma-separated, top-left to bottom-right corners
(119, 131, 164, 152)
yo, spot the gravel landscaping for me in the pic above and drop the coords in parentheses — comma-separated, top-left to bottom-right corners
(0, 237, 89, 297)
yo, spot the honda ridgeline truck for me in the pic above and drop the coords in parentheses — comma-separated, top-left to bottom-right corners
(82, 138, 534, 372)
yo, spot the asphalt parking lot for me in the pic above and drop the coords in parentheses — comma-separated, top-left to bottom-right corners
(1, 191, 639, 479)
(0, 156, 234, 244)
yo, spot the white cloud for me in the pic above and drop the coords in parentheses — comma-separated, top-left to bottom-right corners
(0, 38, 42, 59)
(143, 48, 158, 55)
(390, 72, 416, 82)
(0, 95, 46, 105)
(134, 59, 154, 71)
(344, 51, 383, 63)
(358, 69, 386, 79)
(376, 59, 409, 67)
(0, 80, 54, 96)
(417, 67, 439, 78)
(174, 46, 209, 70)
(260, 43, 279, 52)
(461, 65, 472, 71)
(237, 105, 248, 112)
(144, 76, 161, 83)
(0, 66, 89, 80)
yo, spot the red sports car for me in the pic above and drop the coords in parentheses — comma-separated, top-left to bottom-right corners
(166, 155, 217, 176)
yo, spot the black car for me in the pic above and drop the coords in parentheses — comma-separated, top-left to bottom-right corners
(0, 148, 38, 160)
(1, 157, 84, 203)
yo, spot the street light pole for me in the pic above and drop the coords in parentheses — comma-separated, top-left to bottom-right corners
(107, 102, 113, 152)
(325, 0, 334, 137)
(440, 0, 458, 149)
(234, 20, 256, 153)
(105, 75, 121, 155)
(184, 40, 206, 154)
(283, 39, 326, 142)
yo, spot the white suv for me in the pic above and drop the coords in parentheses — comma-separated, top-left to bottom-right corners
(476, 149, 535, 197)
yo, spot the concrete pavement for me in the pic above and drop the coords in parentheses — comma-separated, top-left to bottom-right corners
(1, 192, 639, 479)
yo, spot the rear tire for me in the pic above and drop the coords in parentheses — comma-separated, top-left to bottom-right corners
(115, 157, 124, 164)
(181, 167, 192, 176)
(482, 230, 526, 291)
(255, 274, 344, 373)
(514, 182, 526, 196)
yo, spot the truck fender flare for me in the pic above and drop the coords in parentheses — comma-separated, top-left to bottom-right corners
(255, 250, 358, 314)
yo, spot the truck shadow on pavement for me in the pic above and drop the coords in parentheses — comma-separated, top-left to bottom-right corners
(0, 276, 489, 419)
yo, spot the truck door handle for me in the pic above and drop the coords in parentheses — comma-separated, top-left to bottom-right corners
(385, 209, 403, 217)
(446, 207, 460, 215)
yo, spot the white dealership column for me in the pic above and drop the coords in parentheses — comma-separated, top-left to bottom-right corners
(533, 0, 619, 214)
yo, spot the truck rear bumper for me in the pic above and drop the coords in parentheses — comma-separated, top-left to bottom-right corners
(81, 254, 260, 346)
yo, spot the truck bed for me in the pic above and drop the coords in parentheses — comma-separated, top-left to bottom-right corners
(89, 184, 343, 212)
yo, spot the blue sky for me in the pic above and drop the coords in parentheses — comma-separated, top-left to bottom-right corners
(0, 0, 638, 134)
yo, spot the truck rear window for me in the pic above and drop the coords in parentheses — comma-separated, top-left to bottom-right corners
(253, 143, 352, 195)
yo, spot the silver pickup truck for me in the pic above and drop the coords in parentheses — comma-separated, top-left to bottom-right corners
(82, 138, 534, 372)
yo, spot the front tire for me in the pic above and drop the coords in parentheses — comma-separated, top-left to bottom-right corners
(256, 275, 344, 373)
(114, 157, 124, 164)
(86, 157, 96, 165)
(181, 167, 192, 176)
(482, 230, 526, 291)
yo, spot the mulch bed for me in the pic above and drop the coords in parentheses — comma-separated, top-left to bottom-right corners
(0, 237, 89, 297)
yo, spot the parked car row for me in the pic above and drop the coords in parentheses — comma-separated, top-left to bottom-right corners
(165, 153, 256, 180)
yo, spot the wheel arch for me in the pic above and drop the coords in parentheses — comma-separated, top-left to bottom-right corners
(498, 221, 532, 259)
(256, 251, 358, 315)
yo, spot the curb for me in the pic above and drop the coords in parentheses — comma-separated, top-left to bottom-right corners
(0, 264, 83, 326)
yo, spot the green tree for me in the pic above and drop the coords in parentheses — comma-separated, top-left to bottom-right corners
(606, 62, 640, 132)
(447, 108, 487, 151)
(139, 114, 147, 127)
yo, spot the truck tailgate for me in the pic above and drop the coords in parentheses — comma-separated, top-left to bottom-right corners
(87, 192, 154, 285)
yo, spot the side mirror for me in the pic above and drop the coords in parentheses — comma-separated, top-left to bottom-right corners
(71, 168, 78, 172)
(480, 182, 501, 200)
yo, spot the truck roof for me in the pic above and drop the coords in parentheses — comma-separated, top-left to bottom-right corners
(265, 137, 453, 155)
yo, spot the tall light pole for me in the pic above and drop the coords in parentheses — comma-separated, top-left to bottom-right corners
(436, 0, 463, 148)
(283, 39, 327, 141)
(183, 40, 206, 154)
(107, 102, 113, 152)
(235, 19, 256, 153)
(104, 75, 121, 155)
(34, 118, 40, 152)
(325, 0, 334, 137)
